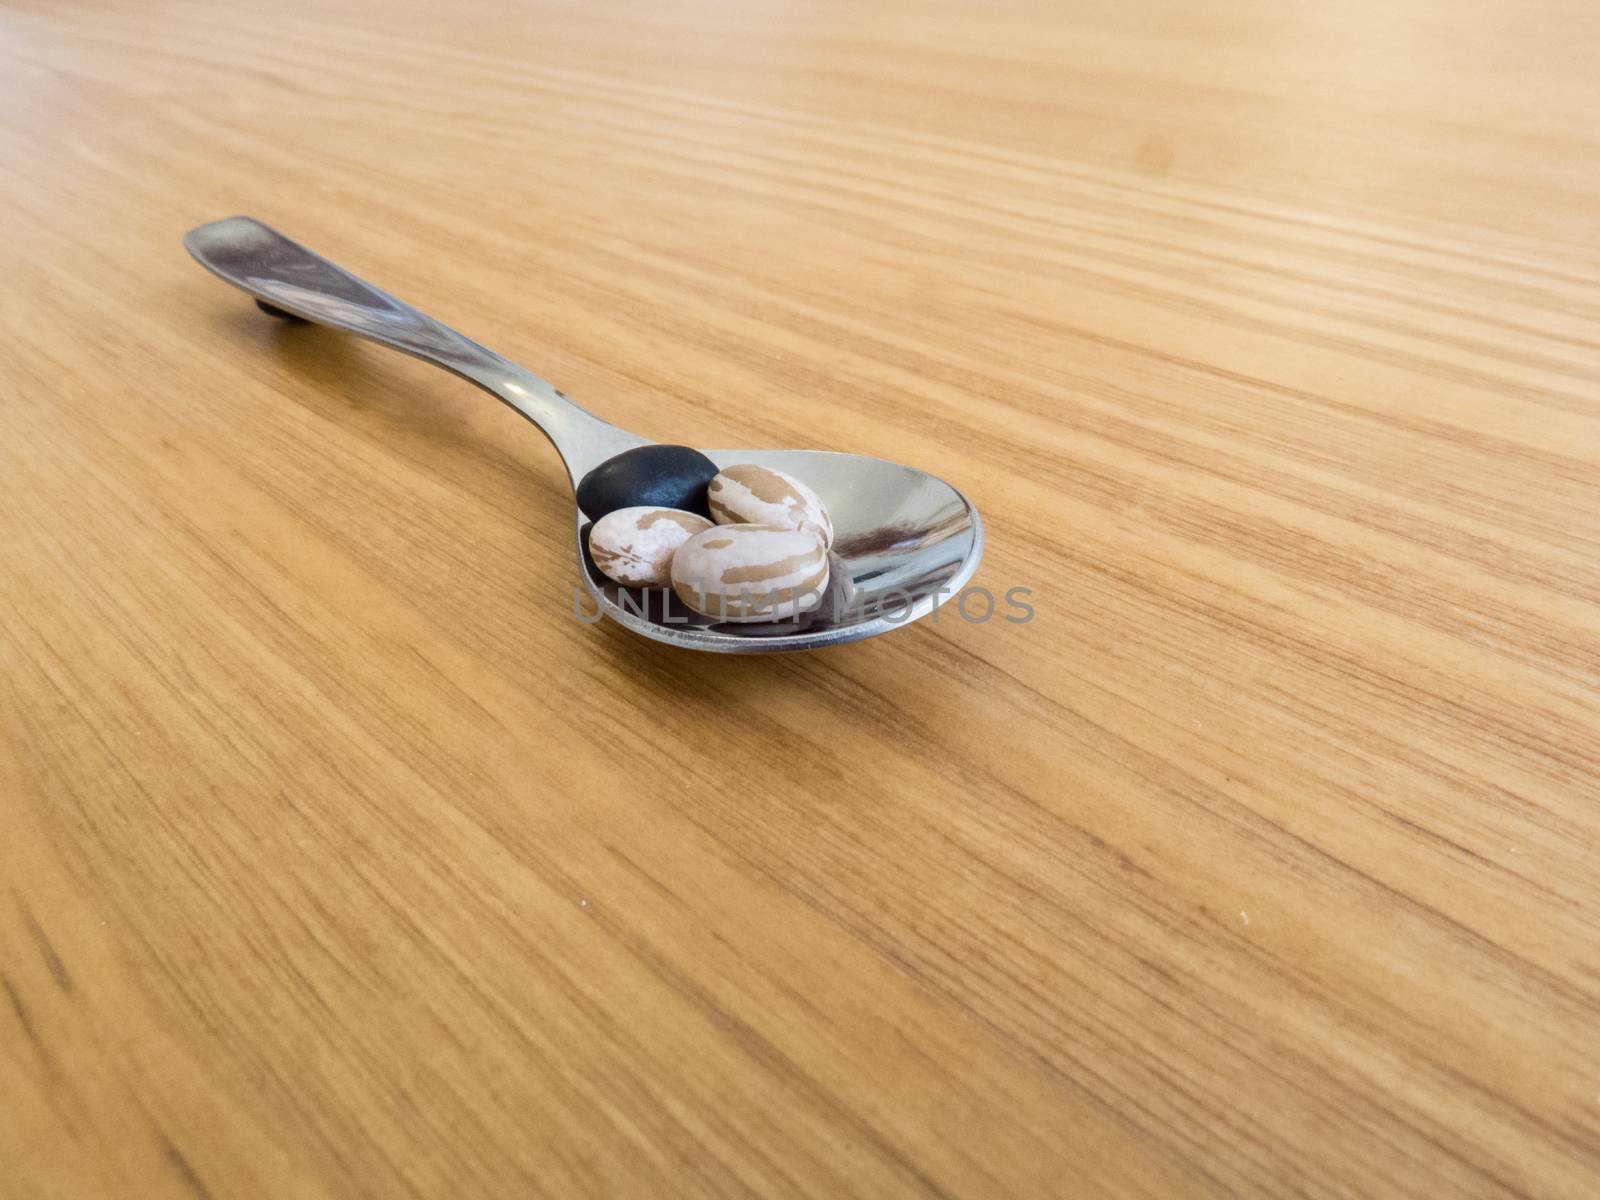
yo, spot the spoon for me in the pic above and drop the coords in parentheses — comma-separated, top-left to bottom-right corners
(184, 216, 983, 652)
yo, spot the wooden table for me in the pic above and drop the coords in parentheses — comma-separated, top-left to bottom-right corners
(4, 1, 1598, 1196)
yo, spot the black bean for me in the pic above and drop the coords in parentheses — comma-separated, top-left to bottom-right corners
(575, 444, 718, 520)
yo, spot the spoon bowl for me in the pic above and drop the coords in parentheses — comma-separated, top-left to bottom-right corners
(580, 448, 981, 651)
(185, 217, 983, 653)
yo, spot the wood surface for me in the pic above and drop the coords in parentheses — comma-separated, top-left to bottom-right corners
(3, 0, 1599, 1196)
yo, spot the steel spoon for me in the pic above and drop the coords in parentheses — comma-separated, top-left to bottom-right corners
(184, 216, 983, 652)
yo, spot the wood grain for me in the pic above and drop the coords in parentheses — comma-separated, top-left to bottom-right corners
(3, 0, 1599, 1196)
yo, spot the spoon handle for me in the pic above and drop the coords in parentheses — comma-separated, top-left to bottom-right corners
(183, 216, 645, 481)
